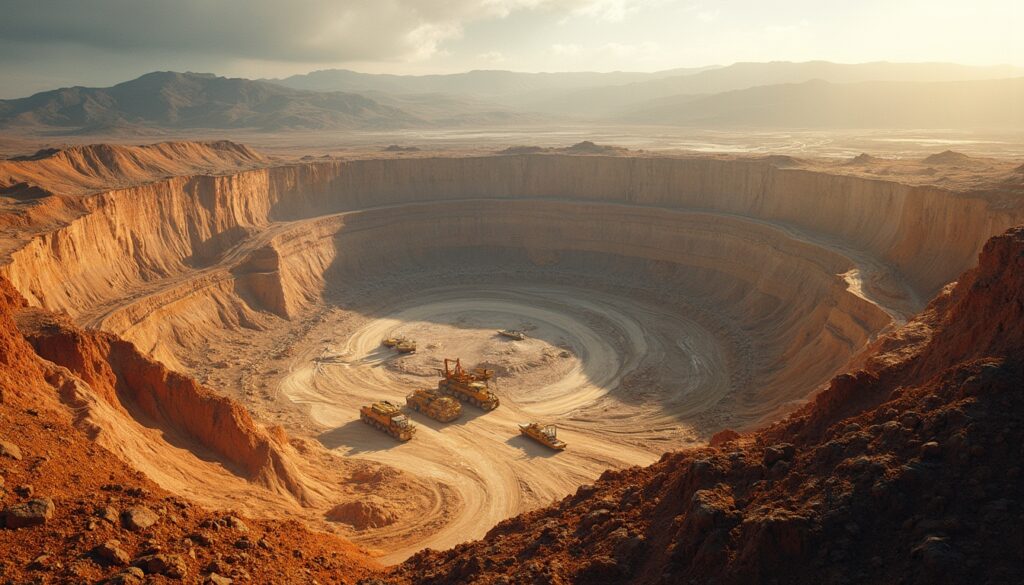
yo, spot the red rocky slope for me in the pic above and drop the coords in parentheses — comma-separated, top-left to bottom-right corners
(387, 228, 1024, 585)
(0, 278, 376, 584)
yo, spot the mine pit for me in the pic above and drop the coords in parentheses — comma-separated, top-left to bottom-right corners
(3, 149, 1022, 563)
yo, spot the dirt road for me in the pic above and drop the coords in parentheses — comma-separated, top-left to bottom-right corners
(280, 283, 731, 562)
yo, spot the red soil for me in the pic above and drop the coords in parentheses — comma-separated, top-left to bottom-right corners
(0, 278, 377, 584)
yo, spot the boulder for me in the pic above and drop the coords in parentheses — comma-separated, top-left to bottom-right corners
(3, 498, 55, 528)
(105, 567, 145, 585)
(0, 439, 22, 461)
(709, 429, 741, 447)
(133, 553, 188, 578)
(95, 540, 131, 566)
(763, 443, 796, 466)
(121, 506, 159, 531)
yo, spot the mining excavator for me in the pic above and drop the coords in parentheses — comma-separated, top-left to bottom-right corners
(360, 401, 416, 441)
(518, 422, 566, 450)
(406, 388, 461, 422)
(437, 358, 500, 410)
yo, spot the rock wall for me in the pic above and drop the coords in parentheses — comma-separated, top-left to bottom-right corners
(4, 155, 1020, 319)
(22, 311, 314, 504)
(2, 153, 1021, 423)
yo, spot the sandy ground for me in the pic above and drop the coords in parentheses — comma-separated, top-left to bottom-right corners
(5, 126, 1024, 161)
(278, 283, 728, 561)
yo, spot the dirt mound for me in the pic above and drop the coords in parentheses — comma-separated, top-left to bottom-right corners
(383, 145, 421, 152)
(846, 152, 879, 165)
(0, 140, 267, 196)
(756, 154, 804, 167)
(499, 145, 548, 155)
(922, 150, 973, 165)
(386, 227, 1024, 584)
(498, 141, 628, 156)
(327, 496, 400, 530)
(563, 140, 627, 155)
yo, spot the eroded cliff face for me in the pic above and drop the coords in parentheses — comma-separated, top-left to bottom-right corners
(5, 155, 1019, 316)
(17, 307, 314, 505)
(0, 281, 377, 584)
(2, 153, 1020, 434)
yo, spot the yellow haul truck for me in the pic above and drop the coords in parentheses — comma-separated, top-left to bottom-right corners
(519, 422, 566, 450)
(360, 401, 416, 441)
(406, 388, 461, 422)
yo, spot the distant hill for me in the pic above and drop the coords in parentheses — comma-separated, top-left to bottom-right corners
(268, 67, 716, 98)
(0, 72, 420, 133)
(528, 61, 1024, 117)
(616, 77, 1024, 129)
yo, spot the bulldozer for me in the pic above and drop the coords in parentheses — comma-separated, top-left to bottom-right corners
(360, 400, 416, 441)
(518, 422, 566, 450)
(497, 329, 526, 341)
(437, 358, 500, 410)
(381, 336, 402, 348)
(396, 339, 417, 353)
(406, 388, 461, 422)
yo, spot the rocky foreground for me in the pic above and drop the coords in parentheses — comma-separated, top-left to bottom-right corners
(0, 276, 377, 584)
(385, 228, 1024, 584)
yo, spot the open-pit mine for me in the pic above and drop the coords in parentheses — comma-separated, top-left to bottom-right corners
(2, 141, 1022, 577)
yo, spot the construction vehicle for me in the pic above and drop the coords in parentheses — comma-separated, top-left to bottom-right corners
(437, 358, 500, 410)
(360, 401, 416, 441)
(381, 336, 402, 348)
(497, 329, 526, 340)
(471, 367, 495, 382)
(518, 422, 566, 450)
(396, 340, 417, 354)
(406, 388, 461, 422)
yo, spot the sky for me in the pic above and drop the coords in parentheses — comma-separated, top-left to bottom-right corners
(0, 0, 1021, 98)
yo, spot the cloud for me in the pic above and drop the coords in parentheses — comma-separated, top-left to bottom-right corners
(0, 0, 596, 65)
(551, 43, 584, 56)
(477, 51, 507, 64)
(548, 41, 660, 66)
(568, 0, 667, 22)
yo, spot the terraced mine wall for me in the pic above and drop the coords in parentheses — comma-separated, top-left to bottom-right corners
(2, 154, 1021, 407)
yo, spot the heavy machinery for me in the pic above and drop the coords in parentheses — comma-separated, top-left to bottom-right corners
(437, 358, 500, 410)
(497, 329, 526, 340)
(471, 367, 495, 382)
(518, 422, 566, 450)
(406, 388, 461, 422)
(396, 340, 417, 353)
(381, 336, 402, 348)
(360, 401, 416, 441)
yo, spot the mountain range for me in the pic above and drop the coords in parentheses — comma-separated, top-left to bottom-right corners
(1, 62, 1022, 134)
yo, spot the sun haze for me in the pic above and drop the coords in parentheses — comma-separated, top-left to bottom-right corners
(0, 2, 1022, 585)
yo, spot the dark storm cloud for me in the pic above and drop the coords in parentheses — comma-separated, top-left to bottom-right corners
(0, 0, 564, 64)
